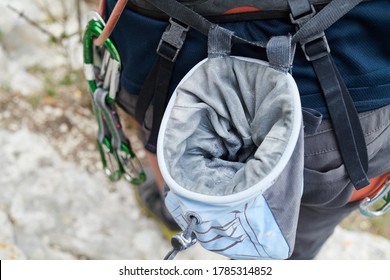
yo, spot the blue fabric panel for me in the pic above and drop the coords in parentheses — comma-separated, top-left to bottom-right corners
(107, 0, 390, 119)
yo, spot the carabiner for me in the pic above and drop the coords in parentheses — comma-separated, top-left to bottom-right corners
(97, 138, 122, 182)
(93, 88, 123, 182)
(118, 145, 146, 185)
(360, 177, 390, 217)
(83, 15, 120, 95)
(83, 14, 122, 181)
(94, 88, 146, 185)
(83, 13, 146, 185)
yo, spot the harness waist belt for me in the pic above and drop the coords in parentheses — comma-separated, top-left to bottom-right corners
(126, 0, 334, 22)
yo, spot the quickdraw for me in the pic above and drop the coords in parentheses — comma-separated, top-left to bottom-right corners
(83, 12, 145, 185)
(360, 177, 390, 217)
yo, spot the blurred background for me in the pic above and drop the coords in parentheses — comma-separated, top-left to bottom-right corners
(0, 0, 389, 260)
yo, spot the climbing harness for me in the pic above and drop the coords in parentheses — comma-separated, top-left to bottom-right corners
(83, 11, 145, 185)
(360, 177, 390, 217)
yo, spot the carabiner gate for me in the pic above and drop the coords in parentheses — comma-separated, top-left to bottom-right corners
(97, 138, 122, 182)
(359, 178, 390, 217)
(118, 146, 146, 185)
(83, 16, 120, 94)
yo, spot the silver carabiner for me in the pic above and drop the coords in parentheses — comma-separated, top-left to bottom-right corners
(97, 140, 122, 182)
(117, 149, 146, 185)
(359, 177, 390, 217)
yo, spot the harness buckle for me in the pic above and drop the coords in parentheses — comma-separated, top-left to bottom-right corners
(300, 32, 330, 61)
(289, 4, 330, 62)
(360, 177, 390, 217)
(157, 17, 189, 62)
(289, 4, 316, 27)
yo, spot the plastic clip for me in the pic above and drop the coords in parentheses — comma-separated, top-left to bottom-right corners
(157, 17, 189, 62)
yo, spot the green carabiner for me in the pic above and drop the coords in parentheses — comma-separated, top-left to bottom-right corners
(83, 14, 145, 185)
(94, 87, 146, 185)
(83, 18, 120, 95)
(83, 17, 123, 182)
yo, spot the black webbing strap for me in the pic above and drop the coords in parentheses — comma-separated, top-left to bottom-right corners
(136, 55, 174, 153)
(289, 0, 369, 189)
(311, 50, 369, 189)
(135, 18, 189, 152)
